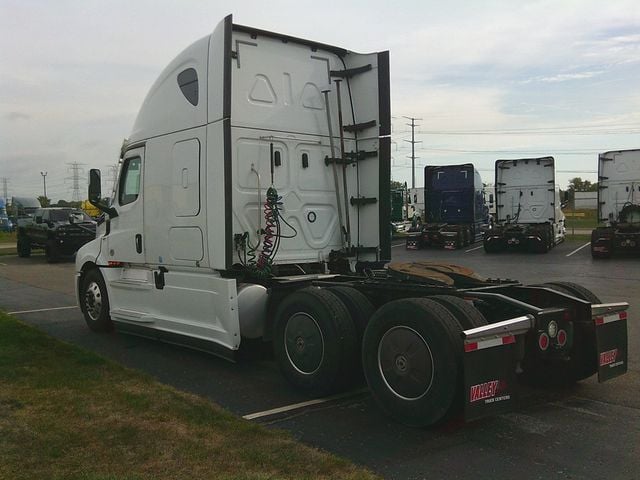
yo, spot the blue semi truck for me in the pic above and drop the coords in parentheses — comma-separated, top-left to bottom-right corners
(406, 163, 488, 249)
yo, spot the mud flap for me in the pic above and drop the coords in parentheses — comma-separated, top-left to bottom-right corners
(462, 315, 534, 422)
(593, 303, 629, 383)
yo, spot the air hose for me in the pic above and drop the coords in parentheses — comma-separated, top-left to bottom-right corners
(257, 186, 280, 272)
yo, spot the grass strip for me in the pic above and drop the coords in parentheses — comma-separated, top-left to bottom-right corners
(0, 313, 378, 480)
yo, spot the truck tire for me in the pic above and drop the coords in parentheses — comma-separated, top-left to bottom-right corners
(522, 282, 600, 385)
(46, 239, 59, 263)
(430, 295, 488, 329)
(530, 228, 549, 253)
(326, 286, 375, 339)
(362, 298, 463, 427)
(483, 238, 503, 253)
(17, 236, 31, 257)
(80, 268, 113, 332)
(273, 287, 359, 396)
(542, 282, 601, 304)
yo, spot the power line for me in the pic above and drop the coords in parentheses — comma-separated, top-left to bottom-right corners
(402, 147, 605, 155)
(412, 129, 640, 136)
(392, 121, 640, 135)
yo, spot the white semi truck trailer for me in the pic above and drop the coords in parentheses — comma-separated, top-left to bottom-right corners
(591, 149, 640, 258)
(484, 157, 566, 253)
(77, 16, 628, 427)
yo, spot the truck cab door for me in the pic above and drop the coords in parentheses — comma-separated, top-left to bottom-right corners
(105, 148, 145, 264)
(38, 209, 49, 243)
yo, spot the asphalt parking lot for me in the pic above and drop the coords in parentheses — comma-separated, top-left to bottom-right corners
(1, 239, 638, 480)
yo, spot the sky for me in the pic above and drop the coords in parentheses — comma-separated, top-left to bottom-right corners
(1, 0, 639, 201)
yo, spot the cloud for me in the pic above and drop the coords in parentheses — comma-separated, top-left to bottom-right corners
(528, 70, 605, 83)
(5, 111, 30, 121)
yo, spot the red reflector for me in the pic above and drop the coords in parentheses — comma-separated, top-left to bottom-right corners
(464, 342, 478, 352)
(502, 335, 516, 345)
(108, 261, 123, 267)
(557, 329, 567, 347)
(538, 333, 549, 351)
(619, 311, 627, 320)
(595, 316, 604, 325)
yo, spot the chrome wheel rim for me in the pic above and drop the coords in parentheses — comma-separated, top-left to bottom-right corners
(284, 312, 324, 375)
(378, 326, 434, 400)
(84, 281, 102, 321)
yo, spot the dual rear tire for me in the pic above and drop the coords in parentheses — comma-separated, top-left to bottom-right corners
(362, 298, 465, 427)
(273, 288, 488, 427)
(273, 287, 365, 396)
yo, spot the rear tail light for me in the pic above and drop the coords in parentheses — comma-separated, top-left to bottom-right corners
(538, 333, 549, 351)
(557, 329, 567, 347)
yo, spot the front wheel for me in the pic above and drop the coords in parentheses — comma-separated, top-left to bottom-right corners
(17, 236, 31, 257)
(80, 269, 113, 332)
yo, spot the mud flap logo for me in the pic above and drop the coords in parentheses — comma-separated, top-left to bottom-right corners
(469, 380, 510, 404)
(599, 349, 622, 368)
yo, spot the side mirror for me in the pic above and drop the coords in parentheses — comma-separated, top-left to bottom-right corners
(89, 169, 102, 203)
(35, 216, 42, 224)
(88, 168, 118, 218)
(489, 193, 494, 205)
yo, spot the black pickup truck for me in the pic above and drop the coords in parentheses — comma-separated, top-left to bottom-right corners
(17, 208, 96, 262)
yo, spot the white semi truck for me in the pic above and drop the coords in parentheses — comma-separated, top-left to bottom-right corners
(77, 16, 628, 427)
(484, 157, 566, 253)
(591, 149, 640, 258)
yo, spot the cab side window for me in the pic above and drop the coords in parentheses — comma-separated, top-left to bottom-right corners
(119, 157, 142, 206)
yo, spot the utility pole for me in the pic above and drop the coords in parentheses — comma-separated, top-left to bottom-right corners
(403, 116, 422, 189)
(40, 171, 48, 199)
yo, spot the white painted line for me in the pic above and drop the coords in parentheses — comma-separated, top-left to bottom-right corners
(566, 242, 591, 257)
(242, 388, 366, 421)
(391, 243, 405, 248)
(7, 305, 78, 315)
(465, 245, 483, 253)
(550, 401, 605, 418)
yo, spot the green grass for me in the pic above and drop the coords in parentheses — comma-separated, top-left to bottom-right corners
(0, 231, 16, 243)
(0, 313, 378, 480)
(564, 209, 598, 229)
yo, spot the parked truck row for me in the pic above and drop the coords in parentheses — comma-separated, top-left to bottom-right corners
(591, 149, 640, 258)
(73, 16, 629, 427)
(484, 156, 566, 253)
(406, 164, 488, 250)
(405, 157, 567, 254)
